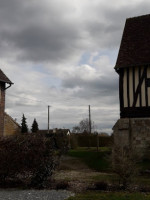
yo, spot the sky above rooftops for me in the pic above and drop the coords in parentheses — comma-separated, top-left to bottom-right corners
(1, 0, 150, 133)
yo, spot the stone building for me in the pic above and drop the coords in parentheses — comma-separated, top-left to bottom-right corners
(113, 14, 150, 149)
(4, 112, 21, 136)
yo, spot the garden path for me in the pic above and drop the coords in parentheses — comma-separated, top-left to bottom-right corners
(0, 189, 74, 200)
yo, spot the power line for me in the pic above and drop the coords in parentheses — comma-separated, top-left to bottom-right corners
(8, 93, 85, 108)
(8, 93, 47, 104)
(8, 93, 81, 104)
(8, 92, 94, 104)
(7, 93, 106, 110)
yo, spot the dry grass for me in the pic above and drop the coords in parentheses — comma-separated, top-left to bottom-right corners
(53, 154, 115, 192)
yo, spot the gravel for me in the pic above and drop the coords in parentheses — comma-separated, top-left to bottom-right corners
(0, 189, 74, 200)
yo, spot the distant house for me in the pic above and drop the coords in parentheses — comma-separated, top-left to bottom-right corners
(0, 69, 13, 136)
(4, 113, 21, 136)
(53, 128, 71, 135)
(38, 128, 71, 135)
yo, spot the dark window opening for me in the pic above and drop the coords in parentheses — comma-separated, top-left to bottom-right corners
(147, 78, 150, 87)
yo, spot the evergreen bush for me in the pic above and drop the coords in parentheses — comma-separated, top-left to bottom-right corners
(21, 114, 28, 133)
(31, 118, 39, 133)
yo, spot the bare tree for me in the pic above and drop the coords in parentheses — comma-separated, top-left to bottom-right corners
(112, 145, 141, 189)
(72, 126, 80, 133)
(72, 118, 95, 133)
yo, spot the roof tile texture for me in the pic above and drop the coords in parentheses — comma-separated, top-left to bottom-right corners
(0, 69, 12, 84)
(115, 14, 150, 69)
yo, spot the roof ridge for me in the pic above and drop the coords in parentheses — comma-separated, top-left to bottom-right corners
(0, 69, 13, 84)
(127, 13, 150, 21)
(5, 112, 21, 128)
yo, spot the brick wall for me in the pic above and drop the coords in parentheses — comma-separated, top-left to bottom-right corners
(0, 83, 5, 136)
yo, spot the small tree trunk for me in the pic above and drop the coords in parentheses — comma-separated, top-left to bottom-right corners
(96, 133, 99, 152)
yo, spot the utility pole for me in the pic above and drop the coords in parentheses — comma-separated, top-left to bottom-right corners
(89, 105, 91, 134)
(48, 105, 50, 133)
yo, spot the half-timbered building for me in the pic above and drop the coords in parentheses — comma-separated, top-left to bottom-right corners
(112, 14, 150, 150)
(115, 14, 150, 118)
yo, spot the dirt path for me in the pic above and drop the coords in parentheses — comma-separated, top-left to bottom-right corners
(53, 155, 110, 192)
(55, 155, 100, 180)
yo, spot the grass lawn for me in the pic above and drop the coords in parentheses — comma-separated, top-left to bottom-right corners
(67, 147, 111, 172)
(67, 147, 150, 186)
(140, 159, 150, 171)
(66, 192, 150, 200)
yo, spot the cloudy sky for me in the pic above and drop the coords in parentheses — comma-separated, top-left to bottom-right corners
(1, 0, 150, 133)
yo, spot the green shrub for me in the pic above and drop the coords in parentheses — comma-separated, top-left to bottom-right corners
(53, 132, 69, 153)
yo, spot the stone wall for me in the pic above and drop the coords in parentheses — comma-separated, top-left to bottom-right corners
(4, 113, 21, 136)
(113, 118, 150, 150)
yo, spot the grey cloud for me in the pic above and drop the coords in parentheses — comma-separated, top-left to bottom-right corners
(1, 0, 146, 64)
(0, 0, 82, 62)
(0, 0, 149, 64)
(86, 21, 122, 49)
(105, 2, 150, 22)
(62, 73, 118, 98)
(2, 24, 79, 62)
(74, 89, 119, 106)
(84, 1, 150, 50)
(62, 76, 118, 90)
(3, 0, 149, 134)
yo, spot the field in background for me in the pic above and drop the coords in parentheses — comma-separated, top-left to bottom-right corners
(68, 147, 111, 172)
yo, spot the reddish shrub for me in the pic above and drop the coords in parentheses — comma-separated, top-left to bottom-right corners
(0, 134, 57, 188)
(56, 181, 69, 190)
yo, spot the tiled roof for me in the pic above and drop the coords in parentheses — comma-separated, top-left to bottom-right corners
(5, 112, 21, 128)
(0, 69, 12, 84)
(115, 14, 150, 69)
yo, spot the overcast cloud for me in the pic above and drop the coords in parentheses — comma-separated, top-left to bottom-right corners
(0, 0, 150, 133)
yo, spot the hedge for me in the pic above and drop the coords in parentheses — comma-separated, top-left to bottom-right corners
(0, 134, 58, 188)
(70, 134, 113, 148)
